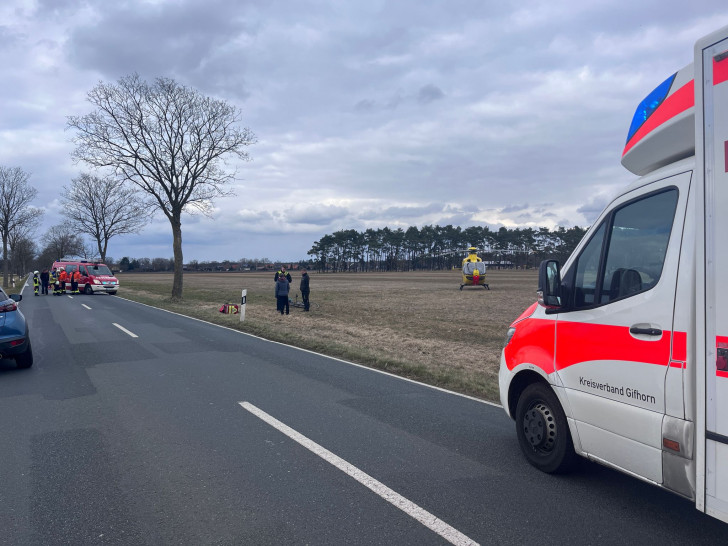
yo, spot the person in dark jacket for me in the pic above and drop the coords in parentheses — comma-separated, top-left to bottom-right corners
(299, 268, 310, 311)
(275, 275, 290, 315)
(40, 269, 50, 295)
(274, 266, 292, 283)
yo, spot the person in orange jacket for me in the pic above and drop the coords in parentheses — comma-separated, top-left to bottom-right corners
(71, 269, 81, 294)
(59, 267, 68, 294)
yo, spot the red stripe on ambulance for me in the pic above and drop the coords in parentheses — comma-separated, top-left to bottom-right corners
(715, 53, 728, 85)
(505, 320, 687, 373)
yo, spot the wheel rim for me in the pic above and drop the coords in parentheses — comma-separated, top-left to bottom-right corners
(522, 401, 557, 453)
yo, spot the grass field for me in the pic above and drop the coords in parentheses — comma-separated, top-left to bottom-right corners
(116, 269, 539, 403)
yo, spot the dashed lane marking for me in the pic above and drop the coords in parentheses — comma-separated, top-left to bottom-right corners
(113, 323, 138, 338)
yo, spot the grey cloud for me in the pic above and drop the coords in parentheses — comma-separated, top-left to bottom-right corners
(500, 203, 529, 213)
(35, 0, 81, 18)
(284, 205, 349, 225)
(577, 196, 612, 223)
(64, 0, 248, 81)
(385, 93, 403, 109)
(418, 84, 444, 104)
(381, 203, 444, 218)
(354, 99, 376, 112)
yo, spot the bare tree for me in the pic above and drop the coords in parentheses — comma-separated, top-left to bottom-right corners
(0, 166, 44, 286)
(9, 232, 37, 276)
(44, 224, 84, 262)
(67, 74, 256, 300)
(61, 173, 150, 263)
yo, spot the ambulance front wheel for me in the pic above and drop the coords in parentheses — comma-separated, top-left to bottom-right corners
(84, 285, 93, 295)
(515, 382, 576, 474)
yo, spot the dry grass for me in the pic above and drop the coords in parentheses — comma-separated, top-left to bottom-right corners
(117, 269, 539, 402)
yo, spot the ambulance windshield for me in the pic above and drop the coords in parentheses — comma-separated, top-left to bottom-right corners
(92, 264, 113, 276)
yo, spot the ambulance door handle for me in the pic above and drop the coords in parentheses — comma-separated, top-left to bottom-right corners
(629, 326, 662, 336)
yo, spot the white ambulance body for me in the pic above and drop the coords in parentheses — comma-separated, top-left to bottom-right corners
(498, 25, 728, 522)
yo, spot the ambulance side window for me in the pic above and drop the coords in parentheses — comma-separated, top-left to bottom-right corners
(573, 223, 606, 308)
(571, 188, 678, 310)
(600, 189, 677, 303)
(80, 266, 89, 276)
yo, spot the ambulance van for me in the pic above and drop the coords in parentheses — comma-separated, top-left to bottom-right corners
(499, 26, 728, 523)
(51, 260, 119, 295)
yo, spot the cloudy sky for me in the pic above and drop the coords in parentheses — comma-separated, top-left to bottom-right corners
(2, 1, 728, 263)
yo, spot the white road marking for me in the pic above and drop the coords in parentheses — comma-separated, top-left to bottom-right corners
(239, 401, 479, 546)
(113, 323, 138, 338)
(82, 304, 92, 310)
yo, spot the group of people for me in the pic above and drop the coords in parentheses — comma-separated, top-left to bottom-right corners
(31, 267, 82, 296)
(274, 265, 310, 315)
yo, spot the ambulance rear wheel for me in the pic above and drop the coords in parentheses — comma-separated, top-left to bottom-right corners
(515, 382, 575, 474)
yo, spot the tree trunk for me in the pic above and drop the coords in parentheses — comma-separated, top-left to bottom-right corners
(171, 215, 184, 301)
(99, 237, 108, 264)
(2, 233, 8, 288)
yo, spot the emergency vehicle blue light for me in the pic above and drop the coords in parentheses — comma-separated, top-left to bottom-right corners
(626, 73, 676, 144)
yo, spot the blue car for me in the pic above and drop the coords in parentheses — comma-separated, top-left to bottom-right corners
(0, 287, 32, 368)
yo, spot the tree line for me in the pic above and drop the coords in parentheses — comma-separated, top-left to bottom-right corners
(307, 225, 589, 272)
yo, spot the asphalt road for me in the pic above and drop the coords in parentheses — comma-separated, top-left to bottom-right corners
(0, 285, 726, 545)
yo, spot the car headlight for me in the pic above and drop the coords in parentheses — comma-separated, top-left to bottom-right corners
(504, 327, 516, 347)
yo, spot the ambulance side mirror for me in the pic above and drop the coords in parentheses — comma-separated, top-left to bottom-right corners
(538, 260, 562, 310)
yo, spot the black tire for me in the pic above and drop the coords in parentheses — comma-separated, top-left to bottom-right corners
(15, 341, 33, 369)
(515, 382, 575, 473)
(84, 285, 93, 295)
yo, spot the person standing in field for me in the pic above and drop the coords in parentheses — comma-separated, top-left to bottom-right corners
(299, 268, 310, 312)
(274, 265, 291, 309)
(275, 274, 290, 315)
(274, 265, 292, 283)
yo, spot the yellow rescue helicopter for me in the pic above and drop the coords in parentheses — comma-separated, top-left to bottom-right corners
(460, 247, 489, 290)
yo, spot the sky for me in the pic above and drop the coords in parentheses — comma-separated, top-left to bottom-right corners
(2, 1, 728, 263)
